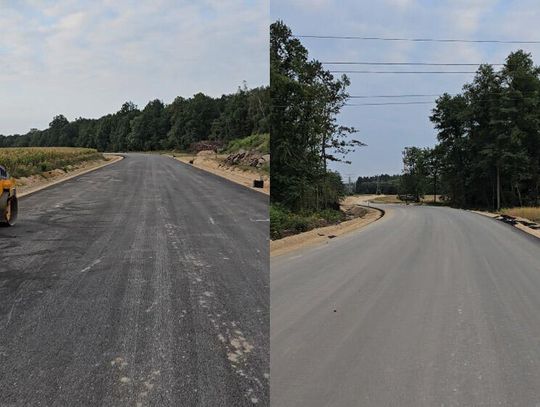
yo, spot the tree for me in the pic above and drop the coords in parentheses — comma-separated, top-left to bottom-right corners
(400, 147, 429, 201)
(424, 50, 540, 209)
(424, 146, 443, 202)
(270, 20, 363, 212)
(1, 87, 269, 153)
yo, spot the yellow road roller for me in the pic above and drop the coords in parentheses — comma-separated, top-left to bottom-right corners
(0, 165, 17, 226)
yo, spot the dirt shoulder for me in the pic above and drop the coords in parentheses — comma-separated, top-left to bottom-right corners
(472, 210, 540, 240)
(17, 154, 123, 197)
(270, 199, 384, 257)
(168, 152, 269, 195)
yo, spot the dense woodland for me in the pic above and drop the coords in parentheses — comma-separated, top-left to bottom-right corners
(270, 21, 362, 213)
(401, 50, 540, 209)
(355, 174, 401, 195)
(0, 85, 269, 152)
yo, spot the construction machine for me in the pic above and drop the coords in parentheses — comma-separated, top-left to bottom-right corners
(0, 165, 18, 226)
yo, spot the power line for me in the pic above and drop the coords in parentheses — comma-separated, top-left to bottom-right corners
(349, 94, 442, 98)
(344, 95, 540, 106)
(272, 94, 540, 108)
(349, 91, 540, 98)
(322, 61, 503, 66)
(296, 35, 540, 44)
(330, 70, 477, 74)
(345, 101, 435, 106)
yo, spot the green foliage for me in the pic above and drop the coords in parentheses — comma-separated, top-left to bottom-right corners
(270, 21, 363, 214)
(225, 133, 269, 154)
(405, 50, 540, 209)
(398, 147, 431, 200)
(0, 87, 269, 153)
(270, 204, 344, 240)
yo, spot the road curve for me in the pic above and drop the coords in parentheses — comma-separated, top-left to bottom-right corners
(272, 204, 540, 407)
(0, 153, 268, 406)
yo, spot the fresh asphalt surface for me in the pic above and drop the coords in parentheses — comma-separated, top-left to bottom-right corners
(0, 153, 268, 406)
(272, 204, 540, 407)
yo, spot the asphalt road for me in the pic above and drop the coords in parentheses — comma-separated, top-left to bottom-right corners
(272, 204, 540, 407)
(0, 154, 268, 407)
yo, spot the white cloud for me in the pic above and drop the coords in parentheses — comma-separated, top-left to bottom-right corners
(0, 0, 269, 134)
(383, 0, 416, 10)
(272, 0, 540, 175)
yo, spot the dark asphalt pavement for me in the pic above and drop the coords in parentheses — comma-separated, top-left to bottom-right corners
(272, 204, 540, 407)
(0, 153, 268, 406)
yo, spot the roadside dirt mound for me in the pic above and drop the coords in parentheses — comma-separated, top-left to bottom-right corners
(343, 205, 368, 220)
(197, 150, 216, 156)
(224, 149, 269, 169)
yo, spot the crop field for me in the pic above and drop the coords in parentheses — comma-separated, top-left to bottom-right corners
(0, 147, 103, 178)
(501, 207, 540, 223)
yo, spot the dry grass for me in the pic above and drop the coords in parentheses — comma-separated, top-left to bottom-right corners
(0, 147, 103, 178)
(501, 207, 540, 222)
(370, 195, 402, 204)
(369, 194, 444, 204)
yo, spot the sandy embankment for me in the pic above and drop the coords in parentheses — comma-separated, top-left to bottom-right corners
(270, 195, 385, 257)
(17, 154, 123, 197)
(170, 151, 269, 195)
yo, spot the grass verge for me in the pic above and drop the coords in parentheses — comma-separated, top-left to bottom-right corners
(225, 133, 269, 154)
(270, 204, 345, 240)
(0, 147, 103, 178)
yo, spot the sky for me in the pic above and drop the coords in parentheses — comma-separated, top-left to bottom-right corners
(271, 0, 540, 177)
(0, 0, 269, 135)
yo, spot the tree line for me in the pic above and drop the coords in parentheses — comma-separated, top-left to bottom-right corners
(0, 85, 269, 152)
(270, 21, 363, 213)
(401, 50, 540, 209)
(355, 174, 401, 195)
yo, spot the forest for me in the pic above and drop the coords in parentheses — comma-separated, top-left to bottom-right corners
(355, 174, 401, 195)
(401, 50, 540, 210)
(0, 85, 269, 152)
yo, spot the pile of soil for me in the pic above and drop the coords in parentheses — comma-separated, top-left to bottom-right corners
(190, 140, 224, 152)
(196, 150, 217, 157)
(343, 205, 369, 220)
(224, 149, 269, 168)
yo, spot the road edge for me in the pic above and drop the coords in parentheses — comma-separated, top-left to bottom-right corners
(18, 154, 124, 198)
(471, 210, 540, 240)
(270, 205, 385, 258)
(164, 154, 269, 196)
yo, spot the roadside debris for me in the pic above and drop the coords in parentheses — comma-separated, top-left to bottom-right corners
(224, 149, 269, 169)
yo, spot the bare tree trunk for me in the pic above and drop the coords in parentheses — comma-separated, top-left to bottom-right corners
(516, 182, 523, 207)
(433, 173, 437, 203)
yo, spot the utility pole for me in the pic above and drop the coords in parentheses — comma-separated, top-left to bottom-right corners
(376, 175, 381, 195)
(343, 173, 355, 195)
